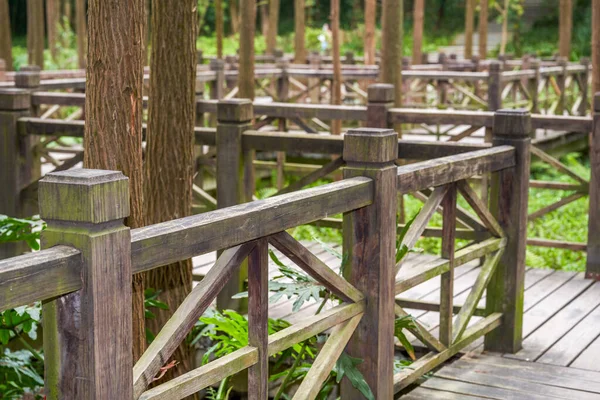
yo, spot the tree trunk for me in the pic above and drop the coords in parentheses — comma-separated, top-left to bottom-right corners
(0, 0, 13, 70)
(27, 0, 45, 68)
(364, 0, 376, 66)
(46, 0, 59, 61)
(478, 0, 488, 59)
(381, 0, 403, 111)
(499, 0, 509, 55)
(76, 0, 86, 68)
(63, 0, 73, 27)
(593, 0, 600, 93)
(230, 0, 240, 35)
(239, 0, 256, 99)
(216, 0, 224, 59)
(412, 0, 424, 65)
(295, 0, 306, 63)
(559, 0, 573, 58)
(267, 0, 280, 54)
(260, 3, 269, 39)
(144, 0, 197, 380)
(85, 0, 146, 362)
(464, 0, 475, 59)
(144, 0, 151, 66)
(331, 0, 341, 135)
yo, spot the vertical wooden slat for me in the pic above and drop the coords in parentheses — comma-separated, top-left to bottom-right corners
(557, 57, 568, 115)
(529, 58, 541, 114)
(40, 170, 132, 399)
(342, 128, 397, 399)
(485, 109, 531, 353)
(587, 93, 600, 280)
(216, 99, 253, 311)
(439, 183, 456, 347)
(579, 57, 590, 116)
(248, 239, 269, 399)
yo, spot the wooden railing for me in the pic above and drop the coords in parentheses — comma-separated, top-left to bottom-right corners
(0, 109, 529, 398)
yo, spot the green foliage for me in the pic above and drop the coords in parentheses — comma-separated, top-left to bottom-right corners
(0, 215, 45, 251)
(333, 353, 375, 400)
(394, 315, 418, 361)
(144, 289, 170, 344)
(0, 349, 44, 399)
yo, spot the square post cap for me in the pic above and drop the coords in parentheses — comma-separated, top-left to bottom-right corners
(493, 109, 533, 138)
(217, 99, 253, 123)
(343, 128, 398, 163)
(39, 169, 130, 224)
(367, 84, 395, 103)
(489, 60, 502, 72)
(0, 88, 31, 110)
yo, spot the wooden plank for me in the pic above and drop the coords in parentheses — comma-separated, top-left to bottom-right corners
(457, 180, 504, 237)
(248, 239, 269, 399)
(403, 387, 489, 400)
(439, 184, 456, 347)
(293, 314, 362, 400)
(396, 146, 515, 193)
(526, 238, 587, 251)
(571, 334, 600, 371)
(131, 176, 373, 274)
(275, 156, 344, 196)
(395, 304, 446, 353)
(586, 95, 600, 279)
(527, 192, 585, 221)
(133, 243, 255, 398)
(531, 145, 588, 185)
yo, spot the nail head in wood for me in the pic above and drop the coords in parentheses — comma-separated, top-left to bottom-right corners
(493, 109, 532, 138)
(0, 88, 31, 110)
(217, 99, 253, 123)
(367, 84, 395, 103)
(39, 169, 130, 224)
(343, 128, 398, 163)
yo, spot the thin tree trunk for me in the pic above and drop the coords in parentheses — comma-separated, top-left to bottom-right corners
(239, 0, 256, 99)
(559, 0, 573, 58)
(145, 0, 197, 380)
(478, 0, 488, 59)
(63, 0, 73, 27)
(85, 0, 146, 362)
(500, 0, 509, 55)
(412, 0, 424, 65)
(76, 0, 86, 68)
(331, 0, 341, 135)
(46, 0, 59, 61)
(364, 0, 376, 66)
(144, 0, 150, 66)
(464, 0, 475, 59)
(27, 0, 45, 68)
(381, 0, 403, 111)
(295, 0, 306, 63)
(260, 3, 269, 39)
(230, 0, 240, 35)
(216, 0, 224, 59)
(267, 0, 280, 54)
(0, 0, 13, 70)
(593, 0, 600, 93)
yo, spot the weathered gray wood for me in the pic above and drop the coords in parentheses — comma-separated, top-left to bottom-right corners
(132, 243, 254, 398)
(439, 183, 456, 347)
(248, 239, 268, 399)
(366, 83, 394, 128)
(395, 304, 446, 353)
(457, 180, 505, 237)
(341, 128, 397, 399)
(40, 170, 132, 399)
(587, 93, 600, 279)
(484, 109, 531, 353)
(526, 237, 587, 251)
(396, 146, 515, 193)
(487, 61, 502, 111)
(131, 177, 373, 273)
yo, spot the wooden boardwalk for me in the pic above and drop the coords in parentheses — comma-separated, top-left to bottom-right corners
(193, 239, 600, 395)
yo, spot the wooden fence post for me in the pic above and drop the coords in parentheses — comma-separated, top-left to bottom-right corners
(579, 57, 590, 116)
(0, 89, 32, 259)
(484, 109, 531, 353)
(366, 83, 394, 129)
(276, 58, 290, 102)
(487, 61, 502, 111)
(216, 99, 253, 311)
(210, 58, 225, 100)
(0, 59, 5, 82)
(39, 169, 132, 399)
(342, 128, 397, 399)
(438, 52, 448, 105)
(586, 93, 600, 280)
(308, 52, 321, 104)
(344, 51, 355, 65)
(529, 58, 541, 114)
(557, 56, 568, 114)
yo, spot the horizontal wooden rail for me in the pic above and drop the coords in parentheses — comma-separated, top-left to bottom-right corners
(0, 245, 81, 311)
(396, 146, 515, 193)
(130, 177, 373, 273)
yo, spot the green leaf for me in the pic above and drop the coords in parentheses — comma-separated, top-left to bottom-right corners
(0, 329, 11, 345)
(334, 353, 375, 400)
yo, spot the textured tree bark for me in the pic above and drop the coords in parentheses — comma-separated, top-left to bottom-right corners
(84, 0, 146, 362)
(412, 0, 424, 65)
(364, 0, 376, 66)
(464, 0, 475, 59)
(260, 3, 269, 39)
(593, 0, 600, 93)
(76, 0, 87, 68)
(267, 0, 280, 54)
(478, 0, 488, 59)
(331, 0, 342, 135)
(239, 0, 256, 99)
(144, 0, 197, 379)
(559, 0, 573, 58)
(295, 0, 306, 63)
(27, 0, 45, 68)
(46, 0, 59, 61)
(230, 0, 240, 35)
(381, 0, 403, 127)
(0, 0, 13, 70)
(216, 0, 224, 58)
